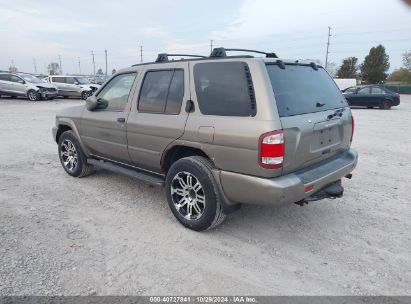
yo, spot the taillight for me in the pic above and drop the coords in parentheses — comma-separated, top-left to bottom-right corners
(258, 130, 284, 169)
(350, 115, 354, 143)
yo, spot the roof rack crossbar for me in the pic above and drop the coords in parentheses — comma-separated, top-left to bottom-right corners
(210, 47, 278, 58)
(156, 53, 207, 63)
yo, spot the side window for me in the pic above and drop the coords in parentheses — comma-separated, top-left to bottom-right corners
(344, 87, 356, 94)
(96, 73, 137, 111)
(357, 87, 370, 94)
(0, 74, 10, 81)
(53, 77, 65, 83)
(138, 69, 184, 114)
(66, 77, 75, 84)
(371, 87, 385, 94)
(194, 62, 256, 116)
(10, 75, 23, 83)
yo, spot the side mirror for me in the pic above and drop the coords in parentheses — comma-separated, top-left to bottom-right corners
(86, 96, 98, 111)
(18, 80, 25, 84)
(86, 96, 108, 111)
(74, 81, 79, 85)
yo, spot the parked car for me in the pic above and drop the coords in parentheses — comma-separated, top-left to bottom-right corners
(47, 75, 101, 100)
(90, 75, 110, 85)
(0, 72, 58, 101)
(343, 85, 400, 109)
(52, 48, 357, 231)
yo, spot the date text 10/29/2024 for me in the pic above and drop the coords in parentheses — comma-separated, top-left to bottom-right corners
(149, 296, 257, 303)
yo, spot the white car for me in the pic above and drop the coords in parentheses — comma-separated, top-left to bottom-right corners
(47, 75, 101, 100)
(0, 72, 58, 101)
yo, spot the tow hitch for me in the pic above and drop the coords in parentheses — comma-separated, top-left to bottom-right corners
(295, 180, 344, 206)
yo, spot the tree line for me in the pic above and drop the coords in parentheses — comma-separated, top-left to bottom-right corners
(336, 45, 411, 84)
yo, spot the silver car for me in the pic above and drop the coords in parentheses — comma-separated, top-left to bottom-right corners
(0, 72, 58, 101)
(47, 75, 101, 100)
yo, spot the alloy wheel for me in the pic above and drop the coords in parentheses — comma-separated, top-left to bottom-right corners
(170, 171, 206, 220)
(28, 91, 38, 101)
(60, 139, 78, 172)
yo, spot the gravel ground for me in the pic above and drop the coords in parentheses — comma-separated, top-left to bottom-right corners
(0, 96, 410, 296)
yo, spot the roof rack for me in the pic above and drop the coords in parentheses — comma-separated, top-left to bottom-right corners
(210, 47, 278, 58)
(155, 53, 207, 63)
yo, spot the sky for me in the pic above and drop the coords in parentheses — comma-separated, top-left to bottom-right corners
(0, 0, 410, 75)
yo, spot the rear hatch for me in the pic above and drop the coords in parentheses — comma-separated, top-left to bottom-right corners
(266, 63, 353, 174)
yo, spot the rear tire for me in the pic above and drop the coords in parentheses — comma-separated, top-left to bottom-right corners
(380, 100, 391, 110)
(58, 131, 94, 178)
(27, 90, 39, 101)
(165, 156, 226, 231)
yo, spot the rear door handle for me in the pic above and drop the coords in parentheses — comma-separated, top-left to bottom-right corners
(117, 117, 126, 123)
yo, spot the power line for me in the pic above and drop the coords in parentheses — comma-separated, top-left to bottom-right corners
(325, 26, 331, 70)
(105, 49, 108, 76)
(91, 51, 96, 76)
(58, 55, 62, 74)
(78, 57, 82, 75)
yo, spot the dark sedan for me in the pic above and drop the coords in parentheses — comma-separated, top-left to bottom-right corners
(342, 85, 400, 110)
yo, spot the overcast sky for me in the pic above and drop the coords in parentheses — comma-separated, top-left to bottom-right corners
(0, 0, 410, 75)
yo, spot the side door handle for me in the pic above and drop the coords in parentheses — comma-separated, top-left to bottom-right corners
(117, 117, 126, 123)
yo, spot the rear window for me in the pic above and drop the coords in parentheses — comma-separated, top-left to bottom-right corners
(194, 62, 256, 117)
(266, 64, 347, 117)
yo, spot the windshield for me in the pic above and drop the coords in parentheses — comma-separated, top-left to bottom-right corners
(74, 77, 91, 84)
(20, 74, 43, 84)
(266, 64, 347, 117)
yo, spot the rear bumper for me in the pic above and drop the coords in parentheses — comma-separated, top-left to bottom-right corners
(220, 149, 358, 206)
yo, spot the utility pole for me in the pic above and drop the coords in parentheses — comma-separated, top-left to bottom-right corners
(58, 55, 62, 74)
(78, 57, 82, 75)
(325, 26, 331, 70)
(210, 40, 213, 54)
(91, 51, 96, 77)
(105, 49, 108, 76)
(33, 58, 37, 74)
(140, 46, 143, 63)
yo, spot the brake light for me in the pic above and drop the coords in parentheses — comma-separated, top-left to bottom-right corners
(259, 130, 284, 169)
(350, 115, 354, 143)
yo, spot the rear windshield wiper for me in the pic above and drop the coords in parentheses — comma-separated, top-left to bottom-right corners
(316, 102, 325, 107)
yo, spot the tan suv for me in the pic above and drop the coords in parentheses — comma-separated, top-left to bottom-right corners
(52, 48, 358, 231)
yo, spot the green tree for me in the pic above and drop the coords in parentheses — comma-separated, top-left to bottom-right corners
(360, 45, 390, 83)
(97, 68, 104, 75)
(387, 68, 411, 83)
(403, 50, 411, 71)
(336, 57, 358, 78)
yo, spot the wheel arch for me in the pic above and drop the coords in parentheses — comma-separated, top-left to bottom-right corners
(161, 144, 213, 173)
(55, 119, 90, 157)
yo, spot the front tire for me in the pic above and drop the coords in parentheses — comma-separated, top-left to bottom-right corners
(27, 90, 39, 101)
(58, 131, 94, 177)
(81, 91, 90, 100)
(165, 156, 226, 231)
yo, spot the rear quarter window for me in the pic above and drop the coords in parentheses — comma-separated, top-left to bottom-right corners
(266, 64, 347, 117)
(193, 62, 256, 117)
